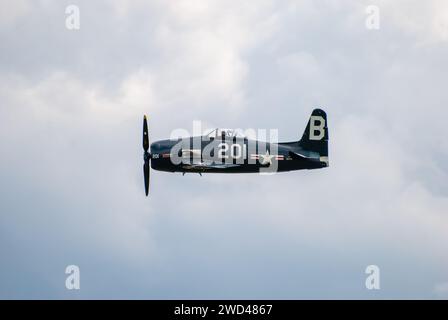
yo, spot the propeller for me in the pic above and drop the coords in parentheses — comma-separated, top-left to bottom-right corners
(142, 115, 151, 196)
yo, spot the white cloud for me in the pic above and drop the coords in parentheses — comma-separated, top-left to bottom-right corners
(383, 0, 448, 45)
(0, 0, 30, 28)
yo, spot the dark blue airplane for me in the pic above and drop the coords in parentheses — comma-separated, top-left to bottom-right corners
(142, 109, 329, 195)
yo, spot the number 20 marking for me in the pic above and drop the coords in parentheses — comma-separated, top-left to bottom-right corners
(218, 143, 245, 159)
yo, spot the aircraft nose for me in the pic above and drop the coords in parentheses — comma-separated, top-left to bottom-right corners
(150, 142, 160, 155)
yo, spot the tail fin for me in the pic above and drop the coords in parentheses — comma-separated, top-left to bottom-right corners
(299, 108, 329, 164)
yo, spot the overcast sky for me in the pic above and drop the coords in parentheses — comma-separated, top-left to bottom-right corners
(1, 0, 448, 299)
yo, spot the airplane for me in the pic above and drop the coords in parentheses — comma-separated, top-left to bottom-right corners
(142, 109, 329, 195)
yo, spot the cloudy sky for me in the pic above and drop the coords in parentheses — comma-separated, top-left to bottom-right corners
(1, 0, 448, 299)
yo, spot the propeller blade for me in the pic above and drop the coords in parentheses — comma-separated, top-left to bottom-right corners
(143, 161, 150, 196)
(142, 115, 151, 196)
(143, 115, 149, 152)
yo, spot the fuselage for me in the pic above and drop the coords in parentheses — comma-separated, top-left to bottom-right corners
(150, 136, 328, 174)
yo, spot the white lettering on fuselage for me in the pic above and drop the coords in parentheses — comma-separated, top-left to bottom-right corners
(217, 143, 246, 159)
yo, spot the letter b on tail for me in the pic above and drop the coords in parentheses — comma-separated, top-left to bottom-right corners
(309, 115, 326, 140)
(299, 109, 329, 158)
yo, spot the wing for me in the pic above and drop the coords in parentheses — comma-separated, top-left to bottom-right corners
(182, 162, 241, 170)
(288, 151, 312, 159)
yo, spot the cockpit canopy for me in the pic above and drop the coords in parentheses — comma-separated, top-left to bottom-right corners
(205, 128, 246, 139)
